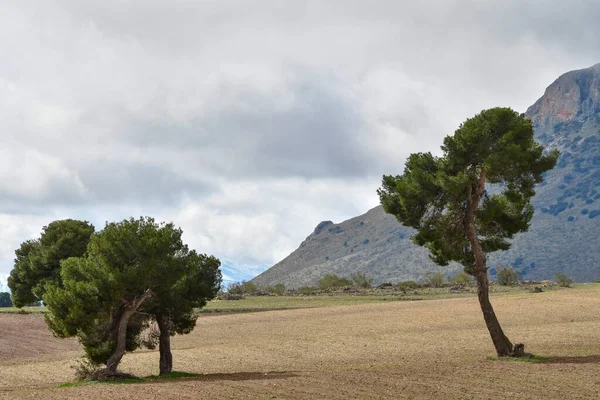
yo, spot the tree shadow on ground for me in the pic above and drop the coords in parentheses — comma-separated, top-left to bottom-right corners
(540, 355, 600, 364)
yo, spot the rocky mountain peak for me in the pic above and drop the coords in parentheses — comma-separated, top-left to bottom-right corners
(312, 221, 334, 235)
(251, 63, 600, 289)
(526, 64, 600, 129)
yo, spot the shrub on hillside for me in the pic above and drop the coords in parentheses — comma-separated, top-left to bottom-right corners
(451, 272, 473, 285)
(555, 273, 573, 288)
(318, 274, 353, 290)
(267, 283, 286, 295)
(496, 266, 520, 286)
(298, 286, 317, 295)
(351, 273, 373, 288)
(424, 272, 445, 288)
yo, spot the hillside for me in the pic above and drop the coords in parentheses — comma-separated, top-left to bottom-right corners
(252, 206, 461, 288)
(252, 64, 600, 288)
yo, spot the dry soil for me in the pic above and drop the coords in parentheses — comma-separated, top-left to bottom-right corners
(1, 286, 600, 399)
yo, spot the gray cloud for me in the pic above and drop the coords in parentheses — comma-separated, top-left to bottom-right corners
(1, 0, 599, 285)
(114, 74, 375, 179)
(76, 160, 217, 205)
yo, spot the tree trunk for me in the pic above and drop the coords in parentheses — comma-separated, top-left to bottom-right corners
(105, 289, 154, 374)
(105, 309, 134, 374)
(156, 312, 173, 376)
(465, 170, 524, 357)
(474, 268, 516, 356)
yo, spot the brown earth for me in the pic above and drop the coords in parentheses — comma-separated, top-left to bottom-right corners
(1, 286, 600, 399)
(0, 313, 80, 365)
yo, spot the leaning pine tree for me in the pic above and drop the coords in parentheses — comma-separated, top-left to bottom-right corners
(378, 108, 558, 356)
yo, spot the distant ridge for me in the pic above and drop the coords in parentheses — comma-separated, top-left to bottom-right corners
(252, 64, 600, 288)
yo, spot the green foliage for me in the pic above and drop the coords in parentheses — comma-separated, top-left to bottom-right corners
(451, 272, 473, 285)
(297, 286, 317, 295)
(227, 281, 258, 295)
(240, 281, 257, 294)
(8, 219, 95, 308)
(43, 217, 221, 367)
(496, 266, 520, 286)
(267, 283, 286, 295)
(424, 271, 445, 288)
(351, 273, 374, 288)
(378, 107, 558, 273)
(555, 273, 573, 288)
(318, 274, 353, 289)
(0, 292, 12, 307)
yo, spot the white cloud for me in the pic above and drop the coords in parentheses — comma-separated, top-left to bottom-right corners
(167, 178, 377, 267)
(0, 0, 598, 282)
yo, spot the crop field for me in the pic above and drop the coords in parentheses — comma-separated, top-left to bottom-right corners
(1, 285, 600, 399)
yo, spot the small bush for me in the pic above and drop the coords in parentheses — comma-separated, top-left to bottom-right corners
(451, 272, 473, 285)
(496, 266, 520, 286)
(351, 273, 373, 288)
(555, 273, 573, 288)
(424, 272, 445, 288)
(227, 281, 258, 295)
(396, 280, 419, 291)
(318, 274, 353, 290)
(298, 286, 317, 295)
(72, 359, 106, 381)
(226, 282, 243, 294)
(267, 283, 286, 295)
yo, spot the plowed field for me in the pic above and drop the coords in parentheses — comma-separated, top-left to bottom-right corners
(2, 286, 600, 399)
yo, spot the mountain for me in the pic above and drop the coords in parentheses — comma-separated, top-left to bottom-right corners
(252, 64, 600, 288)
(252, 206, 462, 288)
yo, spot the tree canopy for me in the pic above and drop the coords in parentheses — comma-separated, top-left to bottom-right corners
(0, 292, 12, 307)
(7, 219, 95, 307)
(43, 217, 222, 376)
(378, 107, 558, 356)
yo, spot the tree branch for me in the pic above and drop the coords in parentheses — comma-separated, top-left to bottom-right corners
(129, 289, 154, 311)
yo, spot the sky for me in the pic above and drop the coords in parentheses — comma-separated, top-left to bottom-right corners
(1, 0, 600, 289)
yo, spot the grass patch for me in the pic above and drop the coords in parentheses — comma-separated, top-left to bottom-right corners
(58, 378, 144, 388)
(147, 371, 200, 380)
(58, 381, 91, 388)
(58, 371, 199, 389)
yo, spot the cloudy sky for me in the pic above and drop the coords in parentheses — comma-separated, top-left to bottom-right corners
(1, 0, 599, 289)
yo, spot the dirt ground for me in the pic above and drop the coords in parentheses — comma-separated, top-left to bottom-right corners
(1, 286, 600, 399)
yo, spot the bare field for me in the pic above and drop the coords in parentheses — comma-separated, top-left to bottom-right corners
(1, 285, 600, 399)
